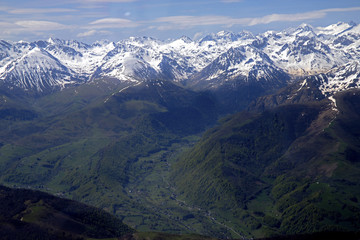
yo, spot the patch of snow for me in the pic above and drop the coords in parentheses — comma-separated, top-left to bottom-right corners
(297, 79, 307, 92)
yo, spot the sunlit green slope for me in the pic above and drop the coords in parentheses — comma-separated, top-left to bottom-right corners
(171, 89, 360, 238)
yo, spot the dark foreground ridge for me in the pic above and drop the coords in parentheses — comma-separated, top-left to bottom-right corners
(0, 185, 134, 240)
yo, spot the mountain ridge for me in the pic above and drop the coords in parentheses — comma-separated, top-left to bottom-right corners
(1, 22, 360, 94)
(171, 88, 360, 238)
(0, 184, 134, 239)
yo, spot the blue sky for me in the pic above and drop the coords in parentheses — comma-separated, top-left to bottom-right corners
(1, 0, 360, 43)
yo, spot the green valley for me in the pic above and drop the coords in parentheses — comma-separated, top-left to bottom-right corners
(0, 79, 238, 238)
(0, 77, 359, 239)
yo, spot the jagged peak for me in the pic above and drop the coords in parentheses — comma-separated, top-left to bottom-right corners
(93, 39, 110, 45)
(293, 23, 316, 36)
(261, 30, 278, 38)
(238, 30, 255, 38)
(92, 39, 116, 48)
(47, 37, 63, 45)
(216, 30, 233, 36)
(17, 40, 29, 44)
(166, 35, 193, 45)
(298, 23, 314, 30)
(198, 34, 215, 43)
(179, 35, 193, 43)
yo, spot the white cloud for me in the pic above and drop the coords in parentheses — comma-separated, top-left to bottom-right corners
(2, 5, 360, 40)
(154, 15, 243, 30)
(153, 7, 360, 30)
(15, 20, 69, 31)
(77, 29, 111, 37)
(246, 11, 326, 26)
(88, 18, 139, 28)
(77, 30, 98, 37)
(246, 7, 360, 26)
(0, 21, 16, 28)
(0, 22, 19, 36)
(322, 7, 360, 13)
(0, 21, 68, 38)
(8, 8, 77, 14)
(193, 32, 205, 40)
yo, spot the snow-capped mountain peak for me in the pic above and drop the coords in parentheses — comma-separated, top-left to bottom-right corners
(316, 22, 354, 36)
(0, 22, 360, 94)
(291, 23, 316, 37)
(0, 46, 78, 92)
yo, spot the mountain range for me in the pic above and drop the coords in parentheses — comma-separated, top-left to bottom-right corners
(0, 22, 360, 239)
(1, 22, 360, 94)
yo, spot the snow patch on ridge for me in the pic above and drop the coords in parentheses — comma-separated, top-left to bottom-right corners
(318, 62, 360, 96)
(328, 95, 338, 111)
